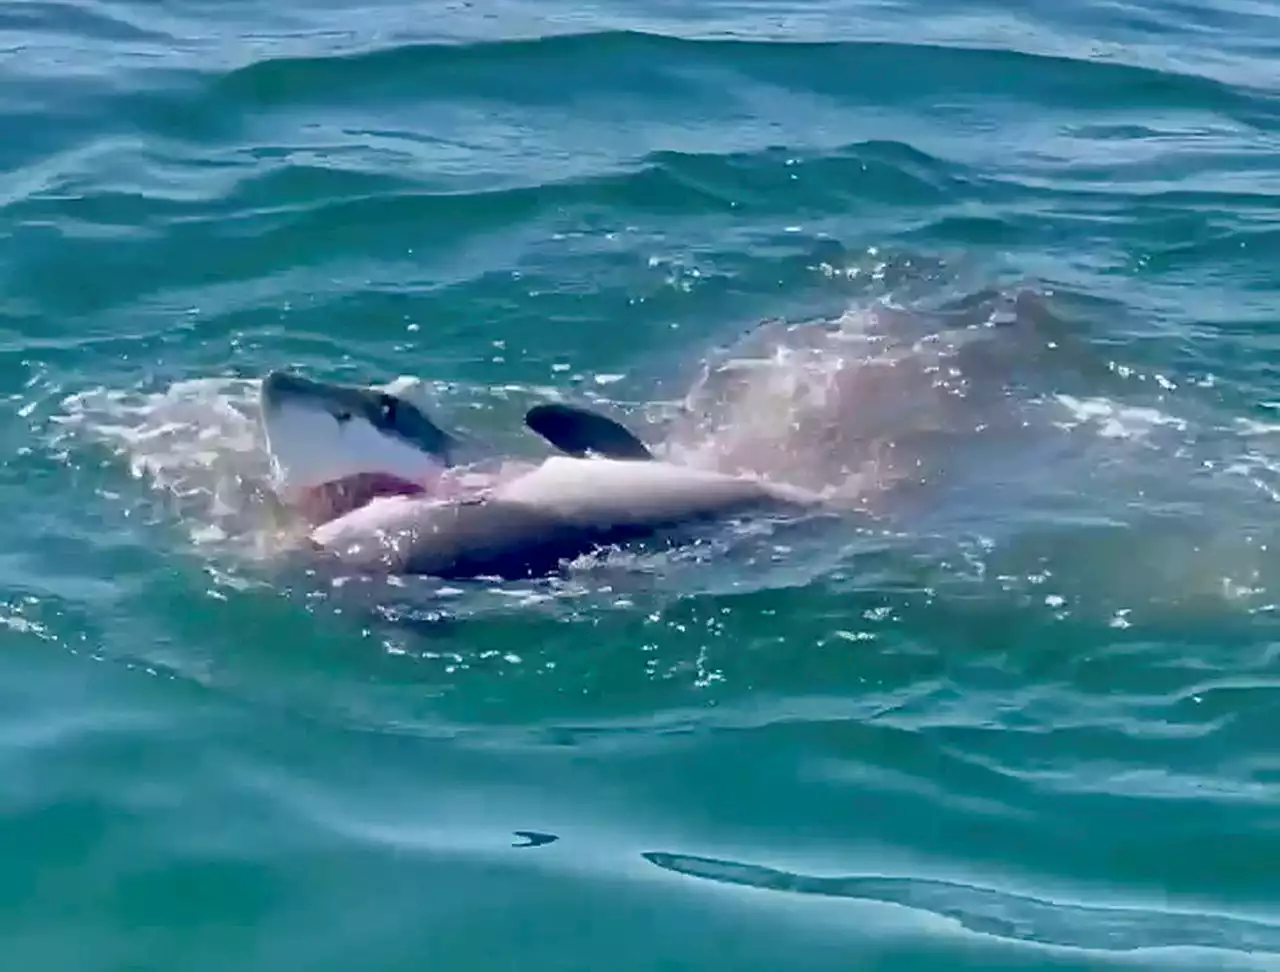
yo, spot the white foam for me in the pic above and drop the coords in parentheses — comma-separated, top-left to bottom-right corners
(51, 377, 289, 559)
(1052, 394, 1188, 440)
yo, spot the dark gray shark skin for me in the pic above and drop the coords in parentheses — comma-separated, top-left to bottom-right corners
(523, 402, 655, 461)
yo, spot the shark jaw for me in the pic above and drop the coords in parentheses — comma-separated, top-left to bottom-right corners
(258, 371, 452, 524)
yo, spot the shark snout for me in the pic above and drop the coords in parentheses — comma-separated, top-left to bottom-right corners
(260, 370, 339, 414)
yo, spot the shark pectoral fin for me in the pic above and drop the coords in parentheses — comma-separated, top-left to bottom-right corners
(524, 402, 655, 461)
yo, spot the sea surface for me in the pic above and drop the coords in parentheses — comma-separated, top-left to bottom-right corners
(3, 0, 1280, 968)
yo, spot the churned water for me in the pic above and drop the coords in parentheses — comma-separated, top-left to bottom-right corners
(3, 0, 1280, 969)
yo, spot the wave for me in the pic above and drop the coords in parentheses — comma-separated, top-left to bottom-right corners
(201, 29, 1279, 121)
(644, 851, 1280, 955)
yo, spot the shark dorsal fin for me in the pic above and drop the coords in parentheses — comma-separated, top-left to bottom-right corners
(524, 402, 654, 461)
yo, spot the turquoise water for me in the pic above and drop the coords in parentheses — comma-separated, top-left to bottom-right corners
(4, 0, 1280, 967)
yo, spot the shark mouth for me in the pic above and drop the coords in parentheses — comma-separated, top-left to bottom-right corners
(256, 370, 465, 525)
(290, 471, 432, 526)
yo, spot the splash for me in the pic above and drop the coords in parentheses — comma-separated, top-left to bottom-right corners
(52, 377, 281, 554)
(38, 285, 1280, 628)
(657, 297, 1062, 509)
(48, 372, 472, 559)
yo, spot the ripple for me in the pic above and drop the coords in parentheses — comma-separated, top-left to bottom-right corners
(4, 0, 1280, 968)
(0, 0, 168, 44)
(643, 851, 1280, 955)
(197, 30, 1280, 115)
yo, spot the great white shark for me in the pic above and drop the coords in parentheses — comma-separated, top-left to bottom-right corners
(258, 370, 822, 580)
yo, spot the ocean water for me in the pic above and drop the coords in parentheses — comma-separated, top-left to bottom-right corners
(3, 0, 1280, 968)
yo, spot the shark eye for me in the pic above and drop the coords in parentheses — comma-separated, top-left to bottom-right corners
(334, 411, 352, 424)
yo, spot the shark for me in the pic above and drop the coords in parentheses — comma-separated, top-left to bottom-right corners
(257, 370, 820, 581)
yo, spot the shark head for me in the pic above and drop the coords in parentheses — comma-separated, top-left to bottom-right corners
(258, 370, 460, 523)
